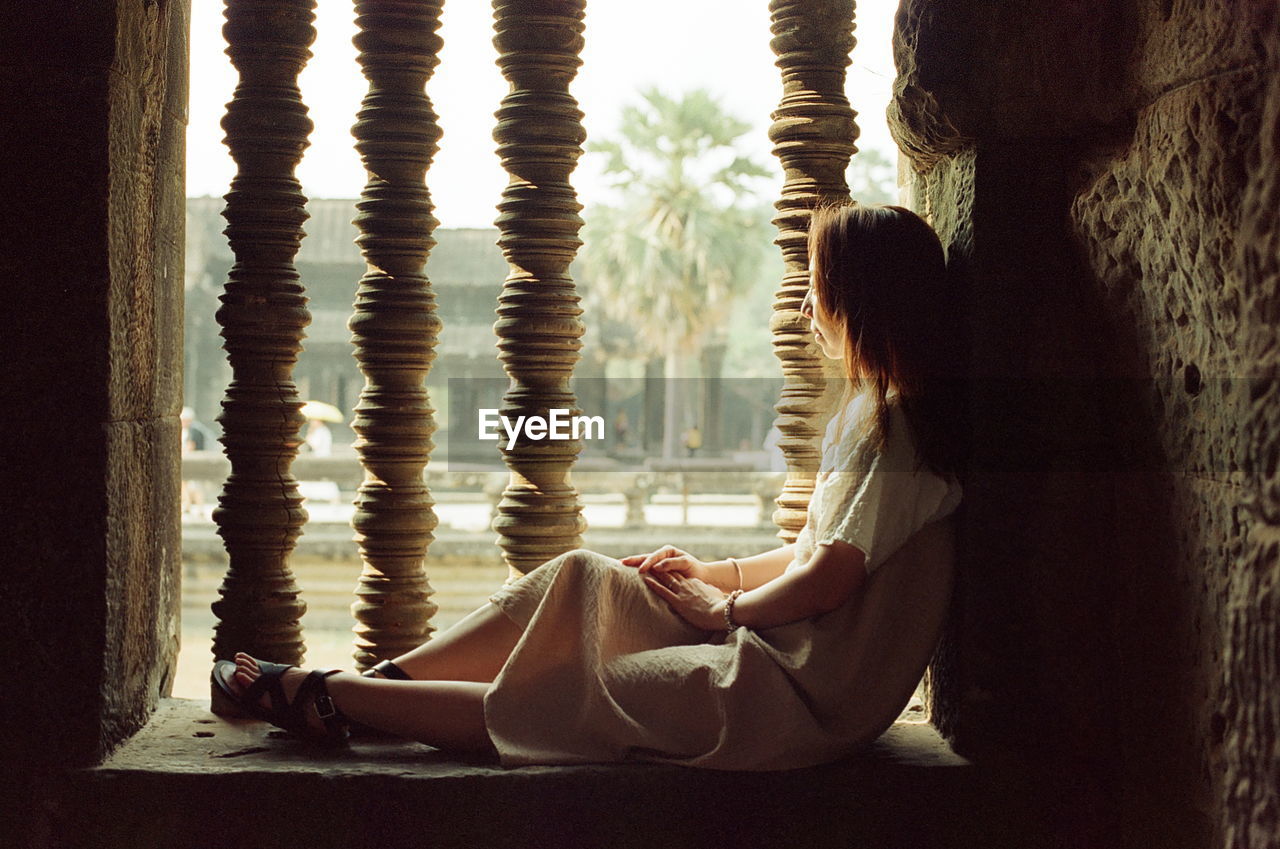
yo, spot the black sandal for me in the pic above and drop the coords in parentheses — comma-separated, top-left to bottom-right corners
(211, 657, 350, 746)
(361, 660, 411, 681)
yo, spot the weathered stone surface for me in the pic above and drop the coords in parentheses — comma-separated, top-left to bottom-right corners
(47, 699, 1023, 849)
(103, 418, 182, 734)
(895, 0, 1279, 846)
(0, 0, 186, 767)
(109, 5, 187, 423)
(1129, 0, 1274, 101)
(210, 0, 316, 670)
(490, 0, 589, 577)
(889, 0, 1133, 169)
(1224, 5, 1280, 846)
(1073, 34, 1277, 849)
(347, 0, 445, 671)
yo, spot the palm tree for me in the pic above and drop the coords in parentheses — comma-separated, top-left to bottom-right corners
(578, 88, 773, 457)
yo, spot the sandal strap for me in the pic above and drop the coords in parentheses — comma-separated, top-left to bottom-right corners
(293, 668, 348, 740)
(364, 660, 411, 680)
(240, 659, 296, 718)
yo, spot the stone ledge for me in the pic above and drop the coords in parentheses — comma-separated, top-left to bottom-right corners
(53, 699, 1038, 849)
(179, 524, 786, 563)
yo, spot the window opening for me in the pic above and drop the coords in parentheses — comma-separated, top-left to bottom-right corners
(177, 0, 915, 722)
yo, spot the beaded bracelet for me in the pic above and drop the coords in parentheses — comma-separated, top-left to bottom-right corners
(723, 589, 744, 632)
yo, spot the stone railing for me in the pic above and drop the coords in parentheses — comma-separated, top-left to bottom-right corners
(205, 0, 857, 690)
(186, 452, 784, 529)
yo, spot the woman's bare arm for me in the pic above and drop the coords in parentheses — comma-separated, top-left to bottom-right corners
(729, 541, 866, 629)
(625, 544, 796, 592)
(703, 545, 795, 592)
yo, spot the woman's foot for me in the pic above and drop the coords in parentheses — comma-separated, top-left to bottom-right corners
(228, 652, 300, 696)
(220, 652, 349, 741)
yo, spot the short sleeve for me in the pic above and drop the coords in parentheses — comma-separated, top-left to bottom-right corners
(813, 405, 962, 573)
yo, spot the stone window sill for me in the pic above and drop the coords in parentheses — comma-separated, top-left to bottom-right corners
(56, 698, 1027, 848)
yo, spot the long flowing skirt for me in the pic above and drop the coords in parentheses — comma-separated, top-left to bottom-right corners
(482, 525, 954, 771)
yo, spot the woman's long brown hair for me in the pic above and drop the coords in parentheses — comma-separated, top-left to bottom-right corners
(807, 203, 967, 479)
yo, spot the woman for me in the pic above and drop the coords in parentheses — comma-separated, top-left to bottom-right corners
(213, 203, 966, 770)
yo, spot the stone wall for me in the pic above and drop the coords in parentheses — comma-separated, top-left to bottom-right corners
(891, 1, 1279, 846)
(0, 0, 187, 766)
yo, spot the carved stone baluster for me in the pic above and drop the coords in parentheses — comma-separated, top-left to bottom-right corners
(348, 0, 444, 671)
(211, 0, 316, 674)
(491, 0, 588, 577)
(768, 0, 858, 542)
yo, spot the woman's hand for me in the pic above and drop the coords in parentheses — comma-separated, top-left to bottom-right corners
(620, 545, 711, 583)
(642, 571, 727, 632)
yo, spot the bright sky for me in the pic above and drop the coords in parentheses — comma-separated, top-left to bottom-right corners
(187, 0, 899, 229)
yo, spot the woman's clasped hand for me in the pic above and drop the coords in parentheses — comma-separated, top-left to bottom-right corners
(621, 545, 730, 632)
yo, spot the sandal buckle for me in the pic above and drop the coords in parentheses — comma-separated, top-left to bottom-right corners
(314, 693, 337, 720)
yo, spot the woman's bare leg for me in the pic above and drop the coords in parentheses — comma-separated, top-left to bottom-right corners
(231, 655, 494, 751)
(328, 676, 493, 750)
(372, 601, 524, 683)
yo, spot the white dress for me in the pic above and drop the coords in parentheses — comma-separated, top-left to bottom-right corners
(482, 391, 963, 770)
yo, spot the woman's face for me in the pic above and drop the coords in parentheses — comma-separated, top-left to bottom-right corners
(800, 268, 845, 361)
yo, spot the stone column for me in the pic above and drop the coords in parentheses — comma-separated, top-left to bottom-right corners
(348, 0, 444, 671)
(0, 1, 187, 766)
(490, 0, 588, 577)
(767, 0, 857, 541)
(210, 0, 316, 673)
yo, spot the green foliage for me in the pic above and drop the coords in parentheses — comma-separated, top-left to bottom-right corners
(579, 88, 774, 361)
(722, 227, 785, 378)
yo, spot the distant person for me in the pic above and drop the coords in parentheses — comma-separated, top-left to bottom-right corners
(683, 424, 702, 457)
(303, 419, 333, 457)
(181, 406, 213, 453)
(214, 204, 965, 772)
(613, 409, 630, 449)
(763, 424, 786, 472)
(180, 407, 211, 514)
